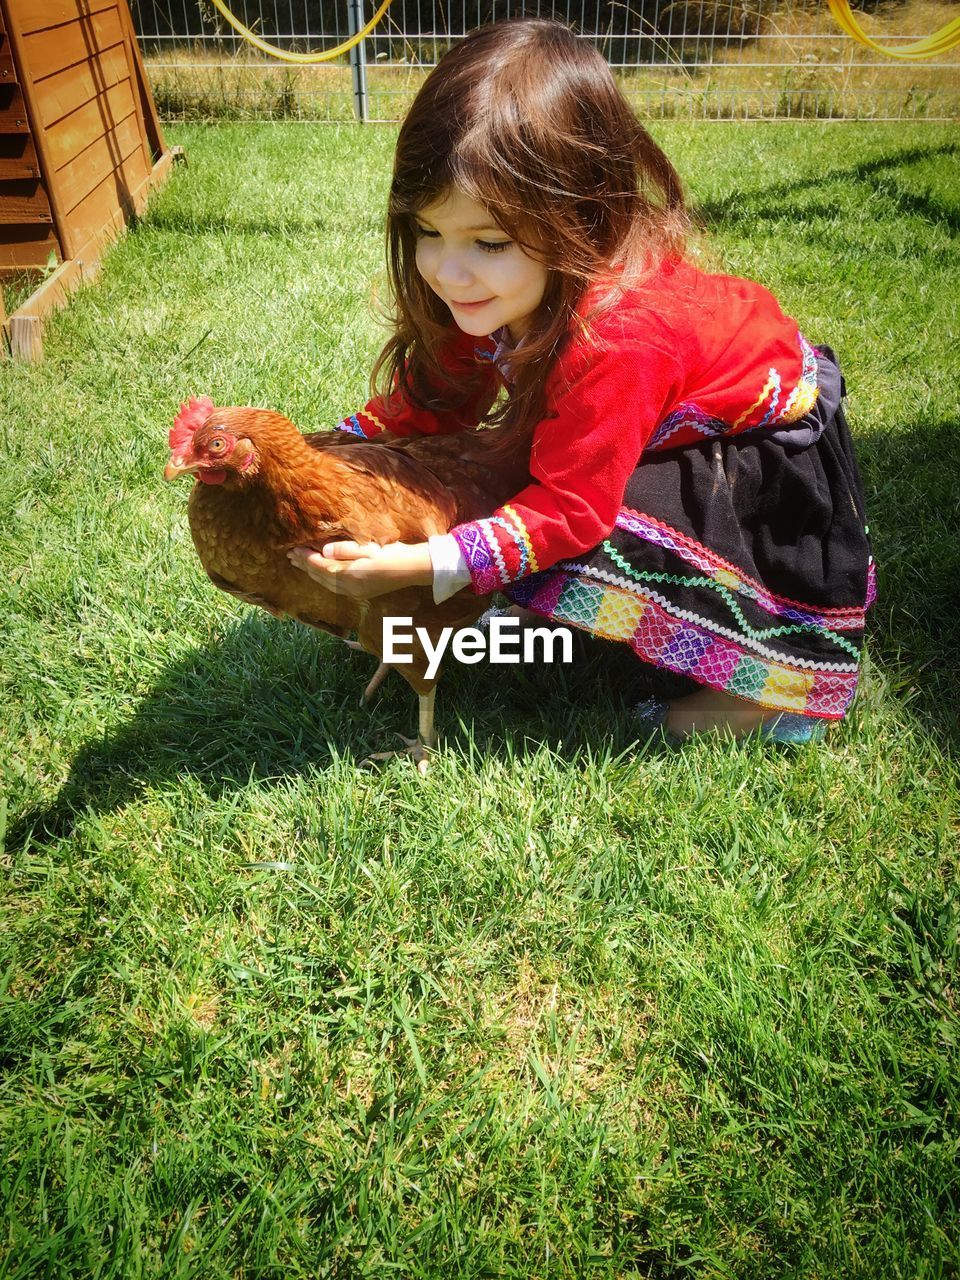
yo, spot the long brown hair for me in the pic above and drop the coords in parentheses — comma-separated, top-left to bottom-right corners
(373, 19, 689, 448)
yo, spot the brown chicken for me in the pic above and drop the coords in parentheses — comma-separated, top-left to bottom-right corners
(164, 397, 531, 770)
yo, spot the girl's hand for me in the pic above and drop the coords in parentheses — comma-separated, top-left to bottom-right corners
(287, 540, 433, 600)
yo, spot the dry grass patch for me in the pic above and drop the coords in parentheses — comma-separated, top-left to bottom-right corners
(142, 1, 960, 122)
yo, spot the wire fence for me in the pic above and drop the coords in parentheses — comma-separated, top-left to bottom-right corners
(132, 0, 960, 121)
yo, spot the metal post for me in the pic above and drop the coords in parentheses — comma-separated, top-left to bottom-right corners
(347, 0, 369, 123)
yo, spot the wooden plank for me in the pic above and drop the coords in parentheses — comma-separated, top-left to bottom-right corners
(0, 176, 52, 221)
(15, 0, 117, 38)
(0, 131, 39, 179)
(116, 0, 163, 163)
(0, 224, 59, 272)
(0, 155, 39, 178)
(9, 311, 40, 360)
(55, 108, 144, 212)
(145, 144, 176, 199)
(60, 132, 146, 246)
(55, 149, 172, 286)
(69, 146, 176, 272)
(32, 41, 128, 129)
(1, 0, 71, 257)
(0, 34, 16, 83)
(5, 146, 172, 359)
(22, 9, 124, 85)
(7, 250, 82, 320)
(0, 82, 28, 132)
(45, 75, 136, 173)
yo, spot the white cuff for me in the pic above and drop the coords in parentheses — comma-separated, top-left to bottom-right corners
(428, 534, 472, 604)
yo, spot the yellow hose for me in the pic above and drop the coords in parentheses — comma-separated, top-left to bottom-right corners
(211, 0, 959, 66)
(205, 0, 393, 63)
(825, 0, 960, 60)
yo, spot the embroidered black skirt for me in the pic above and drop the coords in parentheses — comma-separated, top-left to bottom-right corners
(505, 349, 874, 720)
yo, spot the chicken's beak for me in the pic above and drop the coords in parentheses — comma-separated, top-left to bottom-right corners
(164, 453, 201, 481)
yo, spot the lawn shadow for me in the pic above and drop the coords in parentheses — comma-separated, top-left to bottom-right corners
(6, 612, 664, 854)
(9, 404, 956, 854)
(693, 142, 960, 233)
(854, 419, 960, 752)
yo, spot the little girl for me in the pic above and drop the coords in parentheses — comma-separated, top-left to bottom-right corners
(289, 18, 873, 742)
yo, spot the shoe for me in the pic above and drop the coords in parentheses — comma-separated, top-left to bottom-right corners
(478, 604, 568, 633)
(633, 696, 671, 729)
(477, 604, 512, 631)
(758, 712, 827, 744)
(633, 696, 675, 744)
(632, 697, 826, 745)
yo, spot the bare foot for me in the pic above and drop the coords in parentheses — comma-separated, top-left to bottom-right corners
(665, 687, 782, 740)
(507, 604, 534, 621)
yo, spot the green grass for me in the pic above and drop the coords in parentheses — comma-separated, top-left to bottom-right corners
(1, 123, 958, 1277)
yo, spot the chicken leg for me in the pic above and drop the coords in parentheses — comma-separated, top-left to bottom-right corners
(362, 662, 391, 705)
(363, 688, 437, 776)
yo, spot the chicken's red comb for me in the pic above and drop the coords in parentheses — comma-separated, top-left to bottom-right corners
(169, 395, 215, 451)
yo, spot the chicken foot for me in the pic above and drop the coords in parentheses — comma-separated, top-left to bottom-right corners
(363, 688, 436, 776)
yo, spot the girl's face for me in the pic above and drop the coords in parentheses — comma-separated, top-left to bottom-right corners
(413, 190, 549, 342)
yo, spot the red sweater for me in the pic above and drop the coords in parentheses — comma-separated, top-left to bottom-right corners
(337, 258, 821, 594)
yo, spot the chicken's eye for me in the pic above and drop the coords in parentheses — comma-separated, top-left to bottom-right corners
(208, 437, 227, 455)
